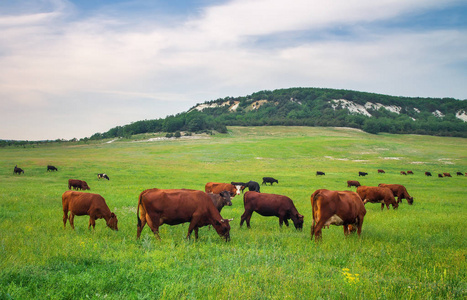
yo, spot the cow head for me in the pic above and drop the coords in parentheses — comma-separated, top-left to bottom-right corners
(292, 213, 304, 230)
(407, 197, 414, 205)
(233, 185, 242, 196)
(106, 212, 118, 231)
(213, 218, 232, 241)
(219, 191, 232, 206)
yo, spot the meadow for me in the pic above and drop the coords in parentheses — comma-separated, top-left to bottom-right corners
(0, 126, 465, 299)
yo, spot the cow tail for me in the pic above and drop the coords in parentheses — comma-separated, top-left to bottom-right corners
(137, 191, 143, 228)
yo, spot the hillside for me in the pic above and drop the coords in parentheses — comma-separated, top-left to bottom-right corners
(91, 87, 467, 140)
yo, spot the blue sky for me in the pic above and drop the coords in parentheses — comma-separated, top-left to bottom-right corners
(1, 0, 466, 140)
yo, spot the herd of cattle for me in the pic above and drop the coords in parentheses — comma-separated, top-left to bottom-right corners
(11, 164, 464, 241)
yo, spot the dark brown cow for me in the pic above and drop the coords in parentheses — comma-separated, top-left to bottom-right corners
(137, 189, 232, 241)
(407, 170, 414, 175)
(347, 180, 361, 188)
(356, 186, 398, 210)
(456, 172, 463, 176)
(378, 169, 385, 174)
(205, 182, 241, 196)
(438, 173, 444, 178)
(13, 165, 24, 175)
(208, 191, 232, 213)
(47, 165, 58, 171)
(68, 179, 90, 190)
(443, 173, 452, 177)
(310, 189, 366, 241)
(240, 191, 304, 230)
(62, 191, 118, 230)
(378, 184, 414, 205)
(400, 171, 407, 175)
(425, 172, 432, 176)
(262, 177, 279, 185)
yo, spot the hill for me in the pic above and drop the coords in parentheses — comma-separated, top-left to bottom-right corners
(90, 87, 467, 140)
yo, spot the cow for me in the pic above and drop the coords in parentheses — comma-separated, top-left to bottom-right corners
(97, 173, 110, 180)
(378, 184, 414, 205)
(456, 172, 463, 176)
(262, 177, 279, 185)
(68, 179, 90, 190)
(358, 172, 368, 177)
(347, 180, 361, 188)
(240, 191, 304, 230)
(205, 182, 241, 197)
(356, 186, 398, 210)
(438, 173, 444, 178)
(62, 191, 118, 231)
(407, 170, 414, 175)
(13, 165, 24, 175)
(208, 191, 232, 213)
(242, 181, 260, 192)
(443, 173, 452, 177)
(47, 165, 58, 172)
(400, 171, 407, 175)
(425, 172, 432, 176)
(378, 169, 385, 174)
(316, 171, 325, 176)
(310, 189, 366, 241)
(137, 188, 232, 241)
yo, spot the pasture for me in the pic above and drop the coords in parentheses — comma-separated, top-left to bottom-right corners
(0, 126, 465, 299)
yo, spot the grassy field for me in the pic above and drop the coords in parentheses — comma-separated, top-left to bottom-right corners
(0, 126, 465, 299)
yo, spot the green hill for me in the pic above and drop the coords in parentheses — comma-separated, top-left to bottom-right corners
(91, 87, 467, 139)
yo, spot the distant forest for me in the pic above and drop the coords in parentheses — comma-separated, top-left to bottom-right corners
(2, 88, 466, 146)
(89, 88, 467, 139)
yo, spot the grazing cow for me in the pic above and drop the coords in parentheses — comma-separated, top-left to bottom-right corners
(47, 165, 58, 172)
(378, 184, 414, 205)
(358, 172, 368, 177)
(356, 186, 398, 210)
(137, 188, 232, 241)
(316, 171, 325, 176)
(205, 182, 241, 197)
(240, 191, 304, 230)
(438, 173, 444, 178)
(13, 165, 24, 175)
(97, 173, 110, 180)
(400, 171, 407, 175)
(208, 191, 232, 213)
(68, 179, 90, 190)
(425, 172, 432, 176)
(241, 181, 260, 192)
(443, 173, 452, 177)
(62, 191, 118, 230)
(262, 177, 279, 185)
(310, 189, 366, 241)
(378, 169, 385, 174)
(407, 170, 414, 175)
(347, 180, 361, 188)
(456, 172, 463, 176)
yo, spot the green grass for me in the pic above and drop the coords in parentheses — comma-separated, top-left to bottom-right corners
(0, 126, 466, 299)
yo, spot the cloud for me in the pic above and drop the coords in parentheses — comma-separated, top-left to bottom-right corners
(0, 0, 466, 140)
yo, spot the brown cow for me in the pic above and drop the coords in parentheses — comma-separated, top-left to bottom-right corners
(425, 172, 432, 176)
(400, 171, 407, 175)
(347, 180, 361, 188)
(205, 182, 241, 196)
(378, 184, 414, 204)
(407, 170, 414, 175)
(62, 191, 118, 230)
(443, 173, 452, 177)
(310, 189, 366, 240)
(208, 191, 232, 213)
(378, 169, 385, 174)
(356, 186, 398, 210)
(137, 189, 232, 241)
(13, 165, 24, 175)
(438, 173, 444, 178)
(68, 179, 90, 190)
(240, 191, 304, 230)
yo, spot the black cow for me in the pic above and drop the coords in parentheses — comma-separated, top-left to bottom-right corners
(47, 165, 58, 172)
(456, 172, 463, 176)
(358, 172, 368, 177)
(242, 181, 260, 192)
(13, 165, 24, 175)
(262, 177, 278, 185)
(316, 171, 325, 176)
(97, 173, 110, 180)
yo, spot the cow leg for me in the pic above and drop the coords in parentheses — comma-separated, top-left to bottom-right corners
(240, 210, 252, 228)
(146, 212, 161, 240)
(69, 213, 75, 230)
(137, 213, 147, 239)
(88, 217, 96, 230)
(356, 216, 364, 237)
(187, 216, 201, 239)
(343, 225, 350, 236)
(194, 228, 199, 240)
(63, 210, 68, 228)
(381, 203, 385, 210)
(283, 218, 289, 227)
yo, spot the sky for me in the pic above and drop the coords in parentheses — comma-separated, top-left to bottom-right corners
(1, 0, 466, 140)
